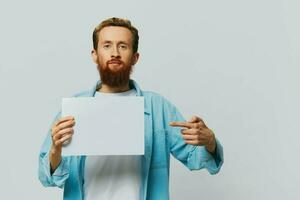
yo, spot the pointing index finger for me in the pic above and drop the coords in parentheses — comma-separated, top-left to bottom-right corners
(169, 121, 193, 128)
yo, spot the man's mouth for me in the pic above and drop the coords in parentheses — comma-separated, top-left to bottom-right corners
(108, 60, 122, 65)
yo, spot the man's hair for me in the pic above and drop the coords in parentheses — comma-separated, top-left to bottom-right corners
(92, 17, 139, 53)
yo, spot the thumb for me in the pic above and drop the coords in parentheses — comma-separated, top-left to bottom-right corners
(188, 116, 201, 123)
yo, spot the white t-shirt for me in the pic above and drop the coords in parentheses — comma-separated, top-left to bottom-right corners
(84, 89, 142, 200)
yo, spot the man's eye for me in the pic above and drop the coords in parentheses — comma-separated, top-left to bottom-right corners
(103, 44, 110, 49)
(119, 45, 127, 49)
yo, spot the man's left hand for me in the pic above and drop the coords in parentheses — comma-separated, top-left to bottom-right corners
(169, 116, 216, 154)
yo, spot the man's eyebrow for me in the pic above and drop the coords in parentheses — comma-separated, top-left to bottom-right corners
(101, 40, 129, 45)
(118, 41, 129, 45)
(102, 40, 112, 44)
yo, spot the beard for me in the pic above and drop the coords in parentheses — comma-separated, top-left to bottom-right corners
(97, 58, 133, 88)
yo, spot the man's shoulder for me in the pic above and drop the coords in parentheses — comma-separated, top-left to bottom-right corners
(142, 90, 173, 106)
(142, 90, 164, 100)
(71, 90, 92, 97)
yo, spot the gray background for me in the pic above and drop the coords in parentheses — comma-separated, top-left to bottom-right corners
(0, 0, 299, 199)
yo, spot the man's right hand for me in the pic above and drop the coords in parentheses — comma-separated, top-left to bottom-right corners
(49, 116, 75, 173)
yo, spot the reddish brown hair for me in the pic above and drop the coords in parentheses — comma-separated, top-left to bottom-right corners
(92, 17, 139, 53)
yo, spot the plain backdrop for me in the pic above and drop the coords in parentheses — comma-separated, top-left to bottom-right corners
(0, 0, 299, 199)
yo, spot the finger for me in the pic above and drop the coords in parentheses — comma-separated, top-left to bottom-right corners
(188, 117, 208, 128)
(54, 120, 75, 133)
(52, 117, 74, 133)
(188, 130, 211, 142)
(170, 121, 205, 129)
(181, 128, 199, 135)
(55, 132, 73, 146)
(182, 134, 198, 140)
(182, 132, 207, 141)
(55, 116, 75, 127)
(188, 116, 202, 123)
(53, 127, 74, 141)
(169, 121, 193, 128)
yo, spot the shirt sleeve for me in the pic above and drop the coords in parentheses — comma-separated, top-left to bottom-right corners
(164, 99, 224, 175)
(38, 111, 70, 188)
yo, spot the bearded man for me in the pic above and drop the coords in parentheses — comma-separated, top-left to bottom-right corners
(39, 17, 224, 200)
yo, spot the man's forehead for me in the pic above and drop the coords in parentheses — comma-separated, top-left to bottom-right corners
(98, 26, 132, 43)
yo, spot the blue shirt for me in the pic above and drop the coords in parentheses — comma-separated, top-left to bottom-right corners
(38, 79, 224, 200)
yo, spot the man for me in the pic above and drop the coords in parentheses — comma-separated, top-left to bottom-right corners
(39, 17, 224, 200)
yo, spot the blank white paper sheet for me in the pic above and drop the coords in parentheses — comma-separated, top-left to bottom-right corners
(61, 96, 144, 156)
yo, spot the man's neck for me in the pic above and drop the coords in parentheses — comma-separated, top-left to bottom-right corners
(98, 82, 130, 93)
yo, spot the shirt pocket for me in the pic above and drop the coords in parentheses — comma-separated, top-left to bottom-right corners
(150, 129, 169, 169)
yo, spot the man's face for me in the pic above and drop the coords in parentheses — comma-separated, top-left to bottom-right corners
(92, 26, 139, 87)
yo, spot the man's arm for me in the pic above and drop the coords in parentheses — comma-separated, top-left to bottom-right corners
(163, 100, 223, 174)
(49, 116, 75, 173)
(38, 113, 75, 188)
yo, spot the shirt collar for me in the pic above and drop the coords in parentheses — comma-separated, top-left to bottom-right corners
(89, 79, 150, 115)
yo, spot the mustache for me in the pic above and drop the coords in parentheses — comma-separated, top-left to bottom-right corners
(107, 59, 124, 65)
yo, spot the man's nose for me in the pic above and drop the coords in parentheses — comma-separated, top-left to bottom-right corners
(111, 46, 120, 57)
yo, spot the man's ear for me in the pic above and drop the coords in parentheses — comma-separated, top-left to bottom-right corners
(91, 49, 98, 64)
(132, 52, 140, 65)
